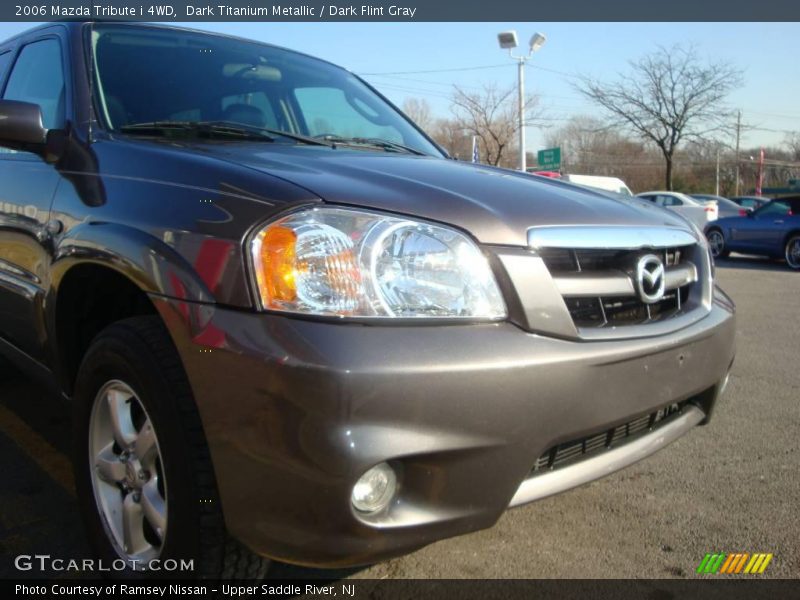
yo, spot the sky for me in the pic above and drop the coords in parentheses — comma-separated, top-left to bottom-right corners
(1, 21, 798, 155)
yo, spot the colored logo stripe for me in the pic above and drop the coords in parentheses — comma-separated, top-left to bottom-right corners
(744, 553, 773, 574)
(697, 553, 773, 574)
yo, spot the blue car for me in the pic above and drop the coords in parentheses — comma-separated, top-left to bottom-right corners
(705, 196, 800, 269)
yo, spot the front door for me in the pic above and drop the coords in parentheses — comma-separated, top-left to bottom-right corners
(0, 34, 67, 363)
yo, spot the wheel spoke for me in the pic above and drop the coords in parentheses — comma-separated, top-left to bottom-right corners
(141, 479, 167, 543)
(91, 380, 166, 561)
(134, 419, 157, 466)
(107, 388, 137, 448)
(95, 443, 126, 484)
(122, 493, 148, 556)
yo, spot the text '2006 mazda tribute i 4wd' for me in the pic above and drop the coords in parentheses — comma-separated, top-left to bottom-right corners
(0, 22, 735, 578)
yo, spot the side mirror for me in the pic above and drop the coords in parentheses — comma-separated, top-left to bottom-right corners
(0, 99, 48, 152)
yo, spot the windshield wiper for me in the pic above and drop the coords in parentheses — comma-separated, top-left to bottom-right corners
(119, 120, 277, 141)
(119, 120, 333, 147)
(254, 127, 334, 147)
(314, 134, 426, 156)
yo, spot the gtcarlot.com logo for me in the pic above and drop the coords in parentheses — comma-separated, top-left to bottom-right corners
(14, 554, 194, 572)
(696, 552, 773, 574)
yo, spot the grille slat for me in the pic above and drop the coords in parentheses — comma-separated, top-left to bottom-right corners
(541, 246, 696, 329)
(530, 402, 685, 475)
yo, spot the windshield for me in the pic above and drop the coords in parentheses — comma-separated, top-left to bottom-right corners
(89, 24, 441, 156)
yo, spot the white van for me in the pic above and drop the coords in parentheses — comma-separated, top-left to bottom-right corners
(561, 174, 633, 196)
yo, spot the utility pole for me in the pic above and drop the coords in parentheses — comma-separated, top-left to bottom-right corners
(734, 110, 742, 196)
(517, 58, 526, 172)
(756, 148, 765, 196)
(715, 146, 720, 196)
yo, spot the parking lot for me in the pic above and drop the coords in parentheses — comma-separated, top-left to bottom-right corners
(0, 256, 797, 580)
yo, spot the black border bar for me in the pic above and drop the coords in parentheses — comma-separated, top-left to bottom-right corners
(4, 0, 800, 22)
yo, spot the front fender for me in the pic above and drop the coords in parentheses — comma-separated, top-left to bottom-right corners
(50, 222, 214, 303)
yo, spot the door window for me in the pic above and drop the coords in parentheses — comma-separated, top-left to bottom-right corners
(658, 195, 683, 207)
(755, 201, 790, 218)
(3, 38, 66, 129)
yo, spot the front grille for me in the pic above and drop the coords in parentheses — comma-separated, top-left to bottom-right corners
(530, 402, 687, 475)
(540, 246, 696, 328)
(564, 288, 689, 328)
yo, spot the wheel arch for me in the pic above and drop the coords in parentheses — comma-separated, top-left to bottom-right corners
(48, 222, 214, 395)
(782, 228, 800, 246)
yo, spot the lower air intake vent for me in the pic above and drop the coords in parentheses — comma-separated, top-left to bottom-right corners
(530, 402, 687, 474)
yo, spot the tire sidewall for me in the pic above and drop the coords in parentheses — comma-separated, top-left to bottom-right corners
(707, 229, 725, 258)
(786, 235, 800, 270)
(73, 328, 201, 579)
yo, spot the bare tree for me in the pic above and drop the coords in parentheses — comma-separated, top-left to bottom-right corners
(785, 131, 800, 161)
(401, 98, 434, 133)
(545, 115, 660, 191)
(450, 84, 540, 167)
(575, 45, 742, 190)
(430, 118, 472, 160)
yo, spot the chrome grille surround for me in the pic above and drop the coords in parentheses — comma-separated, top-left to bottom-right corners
(494, 225, 713, 340)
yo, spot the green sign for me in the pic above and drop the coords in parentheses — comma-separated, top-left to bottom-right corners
(537, 147, 561, 170)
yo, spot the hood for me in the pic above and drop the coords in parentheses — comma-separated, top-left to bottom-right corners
(145, 141, 692, 247)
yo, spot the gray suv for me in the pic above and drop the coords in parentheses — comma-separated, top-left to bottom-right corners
(0, 22, 735, 578)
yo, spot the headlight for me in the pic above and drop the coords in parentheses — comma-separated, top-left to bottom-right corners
(249, 207, 506, 319)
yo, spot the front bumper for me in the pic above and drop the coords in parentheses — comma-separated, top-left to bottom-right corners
(153, 287, 735, 568)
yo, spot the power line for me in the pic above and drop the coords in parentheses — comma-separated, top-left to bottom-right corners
(360, 61, 580, 80)
(360, 63, 510, 76)
(743, 109, 800, 121)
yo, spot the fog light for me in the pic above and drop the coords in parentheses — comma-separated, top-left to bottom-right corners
(351, 462, 397, 513)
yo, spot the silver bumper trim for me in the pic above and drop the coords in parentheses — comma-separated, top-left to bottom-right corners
(509, 404, 705, 508)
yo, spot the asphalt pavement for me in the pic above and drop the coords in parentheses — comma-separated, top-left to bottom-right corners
(1, 254, 797, 579)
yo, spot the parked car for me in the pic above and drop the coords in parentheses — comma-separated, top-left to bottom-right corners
(560, 174, 633, 195)
(705, 197, 800, 269)
(0, 22, 736, 579)
(691, 194, 750, 218)
(729, 195, 770, 211)
(637, 191, 718, 229)
(529, 170, 561, 179)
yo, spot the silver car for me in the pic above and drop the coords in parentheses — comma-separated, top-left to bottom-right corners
(637, 191, 719, 229)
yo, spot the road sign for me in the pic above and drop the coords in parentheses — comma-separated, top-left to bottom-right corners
(537, 147, 561, 170)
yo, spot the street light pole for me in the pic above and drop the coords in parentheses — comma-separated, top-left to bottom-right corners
(497, 30, 546, 173)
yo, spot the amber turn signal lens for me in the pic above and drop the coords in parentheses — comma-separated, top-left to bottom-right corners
(256, 225, 298, 306)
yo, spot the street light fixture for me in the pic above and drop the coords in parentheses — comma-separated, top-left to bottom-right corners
(497, 30, 546, 172)
(497, 31, 518, 49)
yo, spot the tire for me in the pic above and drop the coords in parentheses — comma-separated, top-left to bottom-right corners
(706, 229, 729, 259)
(72, 316, 270, 580)
(786, 235, 800, 270)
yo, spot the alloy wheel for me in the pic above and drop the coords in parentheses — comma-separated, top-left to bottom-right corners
(88, 380, 167, 566)
(786, 237, 800, 270)
(707, 230, 725, 258)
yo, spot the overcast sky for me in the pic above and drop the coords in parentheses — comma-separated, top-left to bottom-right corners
(1, 21, 798, 154)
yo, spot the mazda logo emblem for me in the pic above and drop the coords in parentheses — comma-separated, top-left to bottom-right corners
(636, 254, 665, 304)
